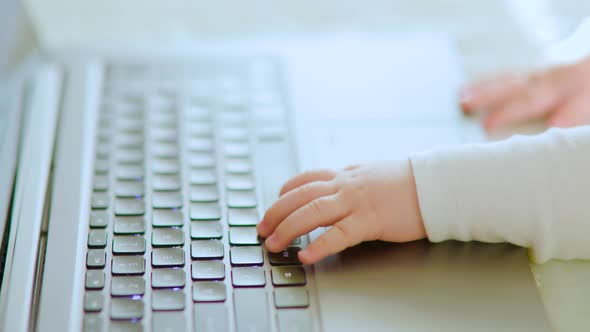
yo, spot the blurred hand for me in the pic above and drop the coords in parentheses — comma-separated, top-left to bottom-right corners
(257, 161, 426, 265)
(460, 55, 590, 131)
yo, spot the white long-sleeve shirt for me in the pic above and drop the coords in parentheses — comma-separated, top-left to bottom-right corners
(411, 126, 590, 263)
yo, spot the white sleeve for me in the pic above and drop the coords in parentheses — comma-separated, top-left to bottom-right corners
(410, 126, 590, 263)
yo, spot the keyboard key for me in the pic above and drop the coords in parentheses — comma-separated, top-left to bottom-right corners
(95, 158, 109, 174)
(152, 191, 182, 209)
(112, 256, 145, 275)
(232, 267, 266, 287)
(225, 158, 252, 174)
(152, 142, 178, 158)
(83, 314, 102, 332)
(110, 298, 144, 320)
(192, 281, 226, 302)
(223, 143, 250, 158)
(271, 266, 306, 286)
(109, 321, 143, 332)
(151, 127, 177, 143)
(117, 133, 144, 149)
(153, 209, 183, 227)
(193, 303, 228, 332)
(277, 309, 313, 332)
(191, 240, 224, 259)
(117, 149, 143, 164)
(221, 127, 248, 142)
(113, 236, 146, 254)
(89, 210, 109, 228)
(189, 202, 221, 220)
(229, 227, 260, 245)
(189, 185, 219, 202)
(91, 193, 109, 209)
(111, 276, 146, 296)
(190, 221, 223, 239)
(114, 198, 145, 216)
(227, 190, 257, 208)
(188, 153, 215, 168)
(151, 268, 186, 288)
(234, 288, 270, 331)
(93, 175, 109, 191)
(86, 250, 106, 268)
(152, 158, 180, 174)
(116, 164, 144, 180)
(152, 228, 184, 247)
(114, 216, 145, 234)
(269, 247, 301, 266)
(230, 246, 263, 266)
(152, 248, 185, 267)
(84, 291, 103, 312)
(189, 169, 217, 185)
(226, 174, 255, 191)
(187, 137, 214, 152)
(191, 261, 225, 280)
(274, 288, 309, 308)
(153, 175, 181, 191)
(87, 229, 107, 248)
(115, 180, 144, 197)
(152, 290, 185, 311)
(228, 208, 259, 227)
(85, 270, 105, 289)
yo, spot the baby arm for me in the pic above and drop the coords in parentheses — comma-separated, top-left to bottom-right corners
(258, 126, 590, 264)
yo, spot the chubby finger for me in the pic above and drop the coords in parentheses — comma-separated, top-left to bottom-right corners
(460, 73, 527, 113)
(298, 217, 364, 264)
(258, 181, 337, 237)
(279, 169, 337, 196)
(265, 194, 349, 252)
(548, 92, 590, 127)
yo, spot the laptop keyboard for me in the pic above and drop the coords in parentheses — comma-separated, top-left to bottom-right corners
(82, 59, 315, 332)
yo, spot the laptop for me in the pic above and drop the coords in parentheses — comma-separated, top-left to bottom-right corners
(0, 1, 554, 331)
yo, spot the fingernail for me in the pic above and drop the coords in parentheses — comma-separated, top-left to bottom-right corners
(266, 233, 279, 247)
(256, 222, 266, 234)
(459, 88, 475, 105)
(298, 249, 311, 263)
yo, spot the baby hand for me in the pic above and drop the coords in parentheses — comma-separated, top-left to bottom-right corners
(257, 160, 426, 264)
(460, 55, 590, 131)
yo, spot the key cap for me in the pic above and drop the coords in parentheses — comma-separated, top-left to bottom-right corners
(232, 267, 266, 287)
(152, 158, 179, 174)
(188, 153, 215, 168)
(117, 133, 144, 149)
(153, 175, 181, 191)
(117, 149, 143, 164)
(91, 193, 109, 209)
(152, 143, 178, 158)
(114, 197, 145, 216)
(187, 137, 214, 152)
(110, 321, 143, 332)
(151, 127, 177, 143)
(85, 270, 105, 289)
(187, 122, 214, 137)
(112, 256, 145, 275)
(95, 158, 109, 174)
(114, 217, 145, 234)
(271, 266, 306, 286)
(93, 175, 109, 191)
(191, 261, 225, 280)
(83, 314, 102, 332)
(230, 246, 263, 266)
(111, 276, 146, 296)
(269, 247, 302, 266)
(226, 175, 255, 191)
(153, 209, 183, 227)
(152, 248, 185, 267)
(223, 143, 250, 158)
(274, 288, 309, 308)
(227, 208, 259, 226)
(89, 210, 109, 228)
(152, 191, 182, 209)
(115, 180, 144, 197)
(227, 191, 257, 208)
(152, 228, 184, 247)
(113, 236, 146, 254)
(151, 268, 186, 288)
(229, 227, 260, 245)
(116, 164, 144, 180)
(88, 229, 107, 248)
(221, 127, 248, 142)
(192, 281, 226, 302)
(84, 291, 103, 312)
(189, 202, 221, 220)
(190, 221, 222, 239)
(86, 250, 106, 268)
(110, 298, 144, 320)
(193, 303, 229, 332)
(189, 169, 217, 185)
(96, 143, 110, 158)
(225, 158, 252, 174)
(277, 309, 313, 332)
(233, 288, 270, 332)
(152, 290, 185, 311)
(189, 185, 219, 202)
(191, 240, 224, 259)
